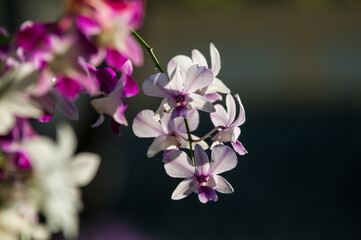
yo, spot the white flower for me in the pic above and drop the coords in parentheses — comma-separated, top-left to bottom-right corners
(20, 124, 100, 239)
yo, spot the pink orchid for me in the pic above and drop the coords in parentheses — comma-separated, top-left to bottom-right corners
(210, 94, 247, 155)
(132, 109, 207, 158)
(91, 60, 138, 135)
(142, 64, 215, 119)
(164, 144, 237, 203)
(167, 43, 230, 103)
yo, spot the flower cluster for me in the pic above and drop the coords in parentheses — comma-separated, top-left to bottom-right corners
(0, 0, 145, 239)
(133, 43, 247, 203)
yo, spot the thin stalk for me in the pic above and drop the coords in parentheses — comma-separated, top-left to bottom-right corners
(183, 118, 194, 165)
(192, 126, 226, 143)
(132, 30, 165, 73)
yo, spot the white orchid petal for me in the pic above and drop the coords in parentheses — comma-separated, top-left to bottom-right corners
(147, 135, 180, 158)
(210, 104, 228, 127)
(164, 150, 195, 178)
(142, 73, 172, 98)
(204, 77, 230, 94)
(232, 94, 246, 127)
(231, 140, 248, 155)
(171, 178, 197, 200)
(184, 65, 213, 94)
(209, 145, 237, 175)
(69, 153, 101, 187)
(191, 49, 208, 67)
(194, 144, 210, 175)
(214, 175, 234, 193)
(188, 93, 215, 113)
(210, 43, 221, 76)
(226, 94, 236, 125)
(132, 110, 164, 138)
(167, 55, 193, 76)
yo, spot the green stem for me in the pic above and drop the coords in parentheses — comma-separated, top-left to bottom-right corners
(183, 118, 194, 165)
(132, 30, 165, 73)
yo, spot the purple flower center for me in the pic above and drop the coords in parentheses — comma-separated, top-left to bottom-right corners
(175, 95, 186, 106)
(196, 175, 208, 184)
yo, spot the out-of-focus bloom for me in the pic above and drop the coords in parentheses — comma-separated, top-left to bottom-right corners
(210, 94, 247, 155)
(142, 64, 215, 119)
(19, 124, 100, 239)
(132, 109, 207, 158)
(164, 144, 237, 203)
(167, 43, 230, 103)
(91, 60, 138, 135)
(0, 63, 42, 135)
(0, 208, 49, 240)
(72, 0, 145, 68)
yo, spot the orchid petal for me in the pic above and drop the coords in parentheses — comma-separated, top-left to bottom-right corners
(214, 175, 234, 194)
(211, 126, 241, 143)
(95, 67, 117, 94)
(210, 43, 221, 76)
(169, 109, 199, 133)
(122, 35, 143, 66)
(171, 178, 196, 200)
(167, 65, 184, 96)
(210, 104, 228, 127)
(170, 106, 188, 120)
(142, 73, 172, 98)
(76, 15, 101, 37)
(194, 144, 210, 175)
(132, 110, 164, 138)
(154, 99, 170, 121)
(188, 93, 215, 113)
(91, 114, 104, 128)
(184, 65, 213, 94)
(198, 186, 218, 203)
(50, 90, 79, 120)
(204, 92, 222, 103)
(147, 135, 180, 158)
(226, 94, 236, 125)
(105, 49, 127, 71)
(57, 123, 77, 159)
(209, 145, 237, 175)
(56, 77, 82, 100)
(167, 55, 193, 76)
(164, 150, 195, 178)
(204, 77, 230, 94)
(113, 104, 128, 126)
(191, 49, 208, 67)
(231, 140, 248, 155)
(120, 74, 139, 98)
(120, 59, 133, 75)
(232, 94, 246, 127)
(69, 153, 100, 187)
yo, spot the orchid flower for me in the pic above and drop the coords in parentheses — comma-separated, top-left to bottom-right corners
(132, 109, 207, 158)
(0, 63, 42, 135)
(91, 60, 138, 135)
(142, 64, 215, 119)
(164, 144, 237, 203)
(19, 124, 100, 239)
(167, 43, 230, 103)
(210, 94, 247, 155)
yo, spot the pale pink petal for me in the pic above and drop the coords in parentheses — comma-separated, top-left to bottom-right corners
(113, 104, 128, 126)
(170, 106, 188, 120)
(142, 73, 173, 98)
(164, 150, 195, 178)
(191, 49, 208, 67)
(213, 175, 234, 194)
(132, 110, 164, 138)
(198, 186, 218, 203)
(231, 140, 248, 155)
(232, 94, 246, 127)
(210, 43, 221, 76)
(171, 178, 197, 200)
(147, 135, 180, 158)
(194, 144, 210, 175)
(167, 55, 193, 76)
(204, 77, 230, 95)
(122, 35, 143, 66)
(209, 145, 237, 175)
(210, 104, 228, 127)
(226, 94, 236, 125)
(204, 92, 222, 103)
(153, 98, 170, 121)
(184, 65, 213, 94)
(169, 109, 199, 133)
(120, 59, 133, 75)
(188, 93, 215, 113)
(211, 126, 241, 143)
(167, 65, 184, 96)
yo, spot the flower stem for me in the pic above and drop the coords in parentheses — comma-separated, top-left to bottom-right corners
(192, 126, 226, 143)
(183, 118, 195, 165)
(132, 30, 165, 73)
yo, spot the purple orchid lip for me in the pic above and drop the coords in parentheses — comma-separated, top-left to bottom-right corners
(12, 151, 32, 170)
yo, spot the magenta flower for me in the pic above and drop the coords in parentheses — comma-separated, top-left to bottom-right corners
(210, 94, 247, 155)
(167, 43, 230, 103)
(142, 64, 215, 119)
(91, 60, 138, 135)
(132, 109, 207, 158)
(164, 144, 237, 203)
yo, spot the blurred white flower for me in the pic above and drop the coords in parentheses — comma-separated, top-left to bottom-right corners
(20, 124, 100, 239)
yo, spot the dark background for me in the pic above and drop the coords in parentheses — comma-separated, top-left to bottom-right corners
(1, 0, 361, 239)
